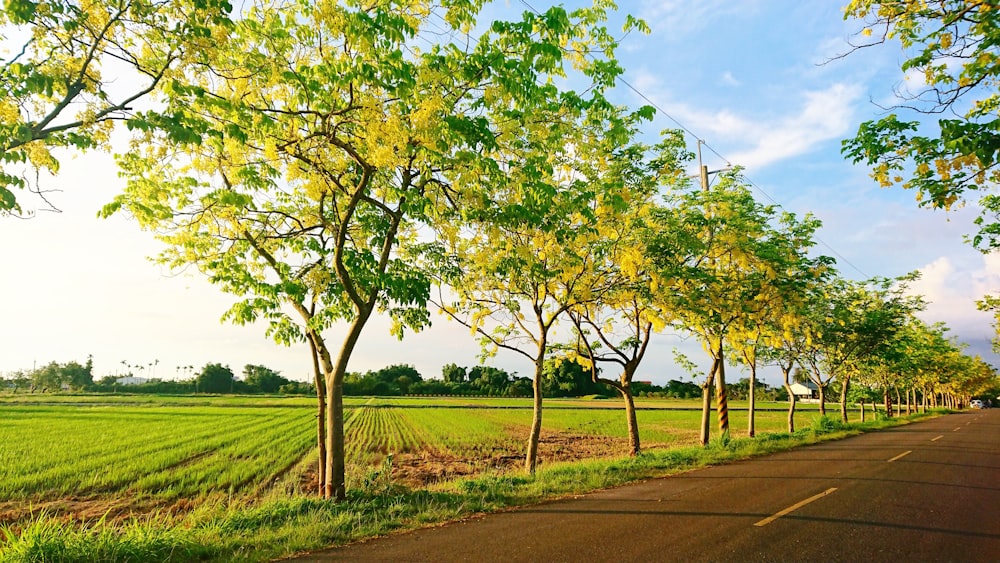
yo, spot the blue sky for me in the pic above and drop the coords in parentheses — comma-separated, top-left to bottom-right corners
(1, 0, 997, 386)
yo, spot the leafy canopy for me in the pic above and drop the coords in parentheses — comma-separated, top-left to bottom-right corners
(843, 0, 1000, 249)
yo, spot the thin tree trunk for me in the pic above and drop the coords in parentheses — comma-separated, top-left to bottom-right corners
(700, 358, 718, 446)
(785, 383, 797, 433)
(839, 377, 850, 423)
(715, 343, 729, 436)
(818, 382, 826, 416)
(621, 385, 640, 456)
(747, 363, 756, 438)
(308, 333, 327, 495)
(700, 383, 712, 445)
(883, 389, 891, 417)
(781, 362, 796, 433)
(859, 399, 865, 422)
(525, 342, 546, 474)
(895, 387, 902, 416)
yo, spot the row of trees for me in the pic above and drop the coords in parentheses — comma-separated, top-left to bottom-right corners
(842, 1, 1000, 339)
(3, 0, 998, 500)
(1, 357, 793, 401)
(2, 357, 94, 392)
(1, 361, 311, 395)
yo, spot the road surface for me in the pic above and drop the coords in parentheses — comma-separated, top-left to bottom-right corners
(288, 410, 1000, 562)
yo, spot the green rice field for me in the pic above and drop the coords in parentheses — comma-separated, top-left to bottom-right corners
(0, 395, 829, 517)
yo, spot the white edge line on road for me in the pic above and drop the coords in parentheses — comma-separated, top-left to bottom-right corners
(887, 450, 912, 463)
(931, 435, 944, 442)
(754, 488, 838, 527)
(953, 427, 962, 432)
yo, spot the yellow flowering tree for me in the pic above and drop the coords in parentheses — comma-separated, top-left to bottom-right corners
(0, 0, 232, 213)
(843, 1, 1000, 249)
(649, 175, 825, 445)
(104, 0, 639, 497)
(563, 131, 690, 456)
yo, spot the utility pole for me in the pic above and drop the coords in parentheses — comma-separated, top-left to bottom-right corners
(698, 140, 709, 192)
(697, 139, 730, 438)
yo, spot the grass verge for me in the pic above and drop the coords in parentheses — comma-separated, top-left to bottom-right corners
(0, 409, 946, 562)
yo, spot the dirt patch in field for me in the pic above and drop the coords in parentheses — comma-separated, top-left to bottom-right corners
(287, 431, 629, 491)
(390, 431, 628, 487)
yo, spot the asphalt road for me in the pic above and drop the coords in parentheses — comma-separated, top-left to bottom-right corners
(289, 410, 1000, 562)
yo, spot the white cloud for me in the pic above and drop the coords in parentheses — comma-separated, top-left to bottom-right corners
(907, 255, 1000, 342)
(719, 71, 740, 87)
(727, 84, 861, 169)
(629, 70, 861, 170)
(638, 0, 758, 35)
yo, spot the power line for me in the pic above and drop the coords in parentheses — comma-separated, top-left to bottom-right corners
(516, 0, 868, 278)
(423, 0, 868, 278)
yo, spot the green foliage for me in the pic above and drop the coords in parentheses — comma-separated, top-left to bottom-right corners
(242, 364, 289, 394)
(0, 0, 234, 214)
(543, 359, 602, 397)
(26, 358, 93, 391)
(809, 415, 844, 433)
(843, 0, 1000, 249)
(440, 363, 466, 384)
(196, 363, 234, 394)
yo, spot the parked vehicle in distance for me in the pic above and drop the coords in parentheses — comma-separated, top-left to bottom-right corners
(970, 399, 984, 409)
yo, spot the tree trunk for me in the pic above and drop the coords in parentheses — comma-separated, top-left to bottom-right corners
(895, 387, 902, 416)
(785, 383, 797, 433)
(817, 382, 826, 416)
(308, 333, 327, 495)
(781, 363, 796, 433)
(620, 385, 640, 456)
(325, 377, 345, 499)
(838, 377, 850, 423)
(747, 363, 756, 438)
(715, 343, 729, 436)
(700, 358, 717, 446)
(859, 399, 865, 422)
(883, 389, 891, 417)
(700, 383, 712, 445)
(525, 343, 546, 475)
(322, 313, 370, 500)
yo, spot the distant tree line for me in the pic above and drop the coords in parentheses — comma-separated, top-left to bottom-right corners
(343, 362, 788, 400)
(0, 357, 794, 400)
(0, 360, 312, 395)
(1, 357, 96, 393)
